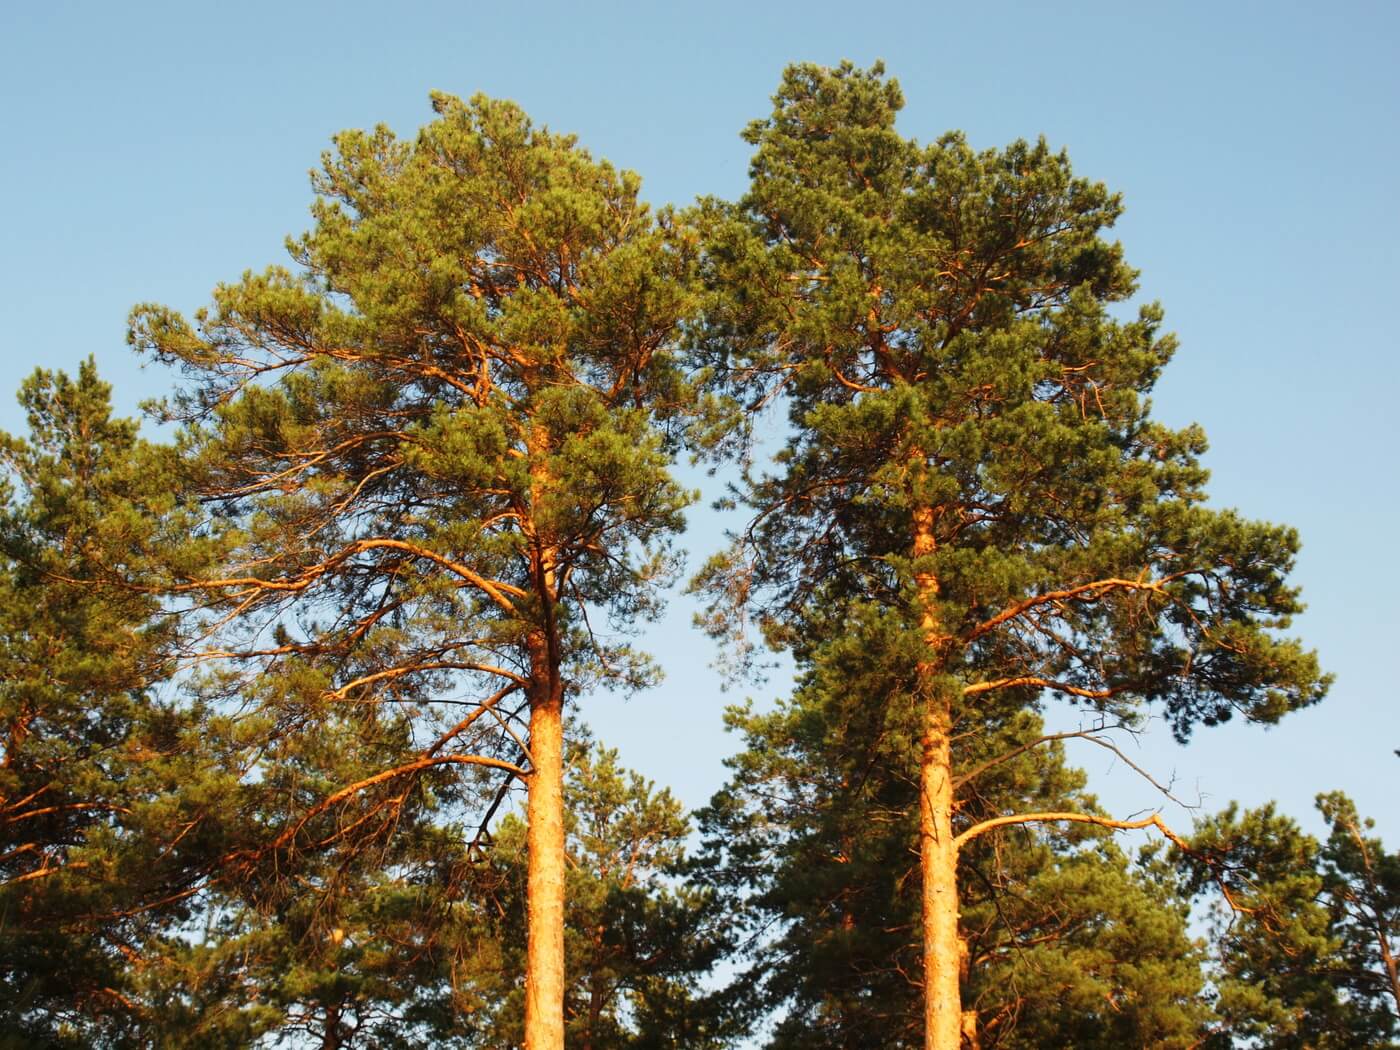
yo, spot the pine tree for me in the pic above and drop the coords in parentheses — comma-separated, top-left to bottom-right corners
(126, 735, 734, 1049)
(129, 92, 698, 1048)
(131, 703, 500, 1049)
(1182, 794, 1400, 1047)
(0, 362, 219, 1046)
(1315, 793, 1400, 1031)
(691, 61, 1327, 1048)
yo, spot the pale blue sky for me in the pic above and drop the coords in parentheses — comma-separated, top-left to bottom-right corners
(2, 1, 1396, 841)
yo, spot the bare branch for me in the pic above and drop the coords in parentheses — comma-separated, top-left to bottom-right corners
(955, 810, 1190, 852)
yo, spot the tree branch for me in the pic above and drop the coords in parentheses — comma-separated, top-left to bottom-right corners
(954, 810, 1190, 852)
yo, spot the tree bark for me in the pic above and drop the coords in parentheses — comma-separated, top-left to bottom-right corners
(920, 684, 961, 1050)
(524, 675, 565, 1050)
(523, 419, 567, 1050)
(1380, 928, 1400, 1024)
(960, 1009, 981, 1050)
(913, 501, 962, 1050)
(320, 1002, 342, 1050)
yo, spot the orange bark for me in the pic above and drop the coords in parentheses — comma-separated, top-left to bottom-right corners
(524, 420, 567, 1050)
(913, 500, 964, 1050)
(920, 688, 961, 1050)
(524, 678, 565, 1050)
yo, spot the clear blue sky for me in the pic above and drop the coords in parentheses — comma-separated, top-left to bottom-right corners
(2, 1, 1396, 841)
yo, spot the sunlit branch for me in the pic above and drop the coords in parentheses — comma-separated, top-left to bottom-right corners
(954, 810, 1190, 852)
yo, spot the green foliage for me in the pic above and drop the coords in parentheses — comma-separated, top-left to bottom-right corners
(134, 787, 495, 1049)
(128, 88, 700, 722)
(0, 361, 218, 1046)
(125, 94, 705, 1044)
(689, 60, 1328, 1046)
(74, 733, 733, 1049)
(0, 66, 1348, 1050)
(1181, 794, 1400, 1047)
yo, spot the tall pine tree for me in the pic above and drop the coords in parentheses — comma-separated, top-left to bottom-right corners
(692, 61, 1326, 1048)
(130, 92, 698, 1049)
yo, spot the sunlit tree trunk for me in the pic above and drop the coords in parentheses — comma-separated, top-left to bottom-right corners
(913, 500, 963, 1050)
(919, 689, 961, 1050)
(524, 652, 565, 1050)
(524, 425, 566, 1050)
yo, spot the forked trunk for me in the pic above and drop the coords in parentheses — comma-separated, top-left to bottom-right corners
(524, 678, 566, 1050)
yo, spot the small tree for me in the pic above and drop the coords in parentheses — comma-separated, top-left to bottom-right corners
(130, 92, 697, 1049)
(692, 61, 1327, 1049)
(1182, 794, 1400, 1047)
(0, 362, 218, 1045)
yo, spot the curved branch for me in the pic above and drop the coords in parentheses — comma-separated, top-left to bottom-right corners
(955, 724, 1197, 808)
(331, 660, 528, 699)
(170, 537, 527, 616)
(4, 859, 90, 887)
(343, 539, 527, 612)
(427, 683, 525, 759)
(955, 727, 1120, 789)
(964, 575, 1176, 644)
(272, 752, 528, 852)
(955, 810, 1190, 852)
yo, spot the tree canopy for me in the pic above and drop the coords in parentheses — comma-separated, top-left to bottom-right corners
(1181, 792, 1400, 1047)
(0, 362, 226, 1046)
(697, 647, 1213, 1048)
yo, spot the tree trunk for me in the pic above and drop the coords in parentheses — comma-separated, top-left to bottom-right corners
(1381, 935, 1400, 1037)
(320, 1002, 342, 1050)
(960, 1008, 981, 1050)
(958, 936, 980, 1049)
(524, 420, 567, 1050)
(920, 687, 961, 1050)
(1368, 886, 1400, 1019)
(913, 500, 962, 1050)
(524, 678, 566, 1050)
